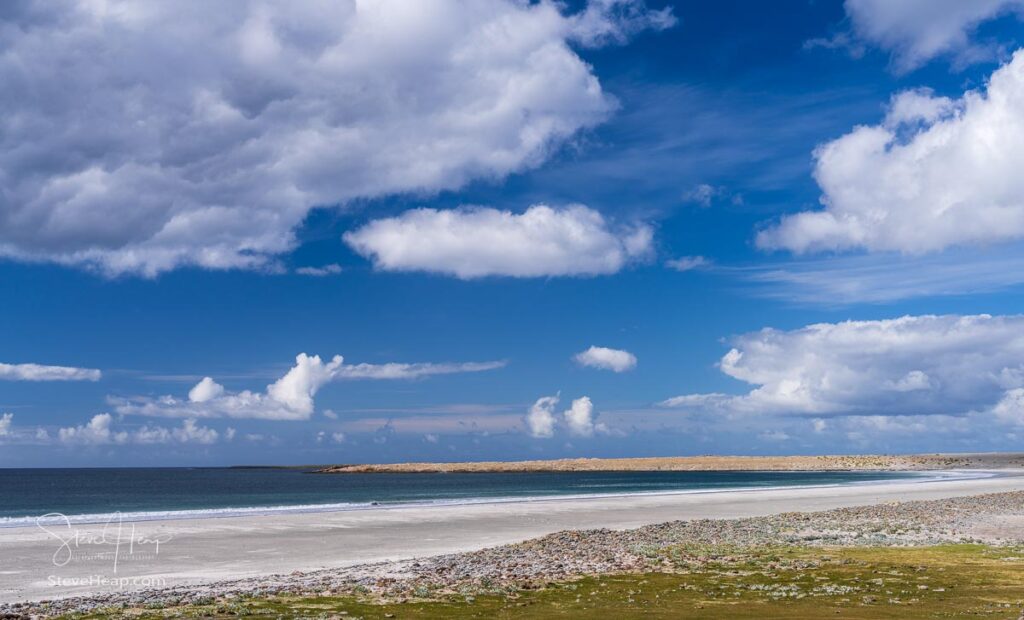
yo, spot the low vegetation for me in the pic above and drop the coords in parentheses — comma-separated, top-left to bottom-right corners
(61, 545, 1024, 619)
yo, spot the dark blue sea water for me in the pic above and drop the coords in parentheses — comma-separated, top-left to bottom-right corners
(0, 468, 931, 526)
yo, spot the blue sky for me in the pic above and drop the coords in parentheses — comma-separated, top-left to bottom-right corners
(4, 0, 1024, 466)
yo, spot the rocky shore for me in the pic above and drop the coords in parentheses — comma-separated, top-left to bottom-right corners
(314, 452, 1024, 473)
(5, 490, 1023, 618)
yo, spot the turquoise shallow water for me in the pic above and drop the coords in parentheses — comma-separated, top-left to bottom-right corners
(0, 467, 928, 526)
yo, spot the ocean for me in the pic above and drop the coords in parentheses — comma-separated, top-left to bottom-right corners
(0, 467, 932, 526)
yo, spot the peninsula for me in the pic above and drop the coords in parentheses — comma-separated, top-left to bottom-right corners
(315, 451, 1024, 473)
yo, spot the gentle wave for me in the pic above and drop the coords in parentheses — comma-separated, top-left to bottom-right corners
(0, 469, 987, 528)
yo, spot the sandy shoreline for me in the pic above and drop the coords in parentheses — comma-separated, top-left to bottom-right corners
(2, 468, 1023, 608)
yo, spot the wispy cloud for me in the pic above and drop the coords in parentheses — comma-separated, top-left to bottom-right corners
(336, 361, 506, 380)
(332, 403, 521, 416)
(523, 80, 881, 218)
(295, 264, 343, 277)
(0, 362, 101, 382)
(740, 245, 1024, 305)
(665, 256, 710, 272)
(340, 414, 523, 435)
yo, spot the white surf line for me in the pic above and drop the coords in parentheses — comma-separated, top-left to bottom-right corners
(0, 469, 997, 528)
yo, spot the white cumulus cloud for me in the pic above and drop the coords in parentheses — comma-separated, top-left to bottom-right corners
(57, 414, 127, 445)
(759, 51, 1024, 255)
(0, 414, 55, 445)
(266, 354, 346, 414)
(573, 346, 637, 372)
(171, 419, 220, 445)
(0, 362, 101, 382)
(58, 414, 219, 446)
(525, 393, 610, 437)
(526, 394, 559, 438)
(188, 377, 225, 403)
(562, 396, 609, 437)
(344, 205, 654, 278)
(660, 314, 1024, 420)
(843, 0, 1024, 72)
(114, 353, 504, 420)
(0, 0, 672, 276)
(992, 388, 1024, 426)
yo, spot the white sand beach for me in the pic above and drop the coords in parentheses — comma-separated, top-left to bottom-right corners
(2, 470, 1023, 605)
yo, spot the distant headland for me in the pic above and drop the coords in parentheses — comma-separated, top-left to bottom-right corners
(314, 452, 1024, 474)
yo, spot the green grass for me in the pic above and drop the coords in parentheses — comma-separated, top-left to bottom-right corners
(61, 545, 1024, 619)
